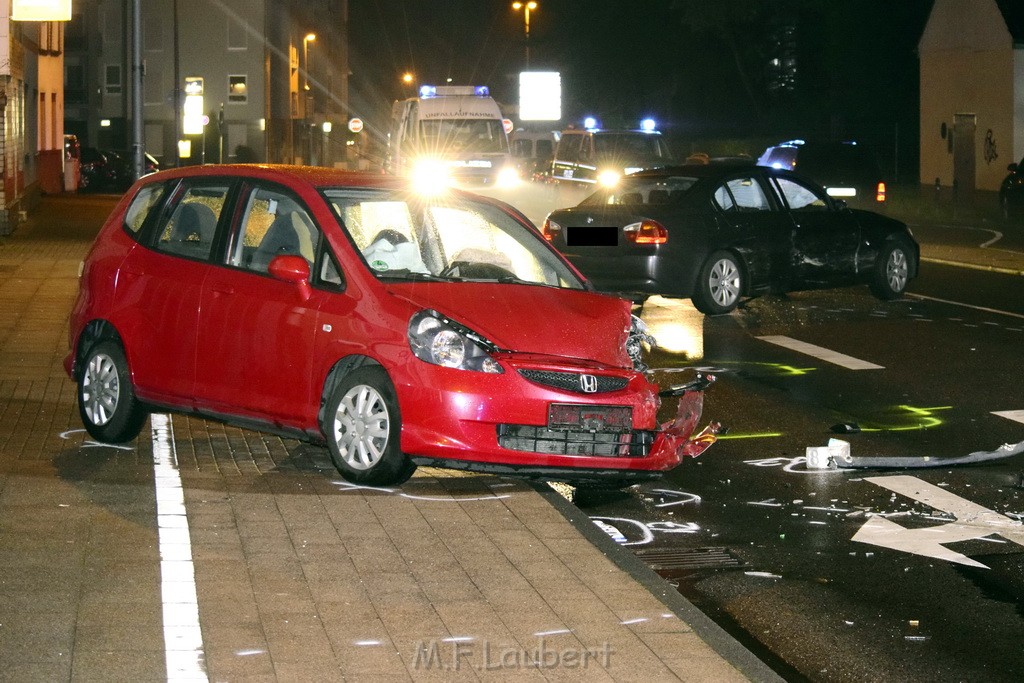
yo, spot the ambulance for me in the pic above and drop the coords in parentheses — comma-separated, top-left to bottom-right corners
(387, 85, 519, 191)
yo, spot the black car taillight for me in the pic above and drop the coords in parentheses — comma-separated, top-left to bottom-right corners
(623, 220, 667, 245)
(541, 218, 562, 242)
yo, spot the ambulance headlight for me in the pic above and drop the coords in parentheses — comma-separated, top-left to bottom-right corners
(496, 166, 520, 189)
(411, 158, 452, 195)
(598, 169, 621, 188)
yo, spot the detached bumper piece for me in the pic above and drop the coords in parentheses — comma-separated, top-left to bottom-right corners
(654, 372, 723, 460)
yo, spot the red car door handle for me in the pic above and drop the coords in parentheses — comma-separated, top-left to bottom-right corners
(211, 285, 234, 296)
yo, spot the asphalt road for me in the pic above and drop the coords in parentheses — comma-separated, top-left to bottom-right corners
(569, 261, 1024, 682)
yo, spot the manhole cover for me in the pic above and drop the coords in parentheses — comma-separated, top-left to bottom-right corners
(634, 546, 744, 571)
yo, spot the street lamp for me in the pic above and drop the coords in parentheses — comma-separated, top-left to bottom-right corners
(402, 72, 414, 86)
(303, 33, 316, 163)
(303, 33, 316, 93)
(512, 1, 537, 69)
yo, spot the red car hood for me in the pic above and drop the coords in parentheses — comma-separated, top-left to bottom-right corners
(387, 283, 634, 368)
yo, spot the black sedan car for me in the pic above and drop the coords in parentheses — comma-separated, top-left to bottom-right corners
(541, 163, 919, 314)
(999, 156, 1024, 221)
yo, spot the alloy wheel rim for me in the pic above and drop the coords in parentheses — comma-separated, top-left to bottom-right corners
(886, 249, 908, 291)
(709, 259, 740, 307)
(82, 353, 120, 426)
(333, 384, 390, 471)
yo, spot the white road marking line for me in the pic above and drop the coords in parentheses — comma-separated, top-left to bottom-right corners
(151, 413, 208, 681)
(853, 475, 1024, 568)
(756, 335, 883, 370)
(993, 410, 1024, 425)
(907, 293, 1024, 321)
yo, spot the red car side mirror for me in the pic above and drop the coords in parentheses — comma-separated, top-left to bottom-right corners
(268, 255, 312, 300)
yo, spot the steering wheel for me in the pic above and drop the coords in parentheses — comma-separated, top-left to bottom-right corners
(439, 260, 517, 280)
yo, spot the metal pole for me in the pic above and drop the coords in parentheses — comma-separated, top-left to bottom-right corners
(173, 0, 181, 166)
(131, 0, 144, 180)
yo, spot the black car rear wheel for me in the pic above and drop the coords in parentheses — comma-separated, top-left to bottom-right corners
(692, 251, 743, 315)
(869, 240, 912, 300)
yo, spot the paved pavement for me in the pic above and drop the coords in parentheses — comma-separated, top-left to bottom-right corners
(0, 195, 774, 682)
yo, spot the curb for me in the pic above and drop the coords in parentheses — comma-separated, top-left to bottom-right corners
(532, 482, 786, 683)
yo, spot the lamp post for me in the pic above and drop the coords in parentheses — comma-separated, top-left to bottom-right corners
(511, 1, 537, 69)
(303, 33, 316, 163)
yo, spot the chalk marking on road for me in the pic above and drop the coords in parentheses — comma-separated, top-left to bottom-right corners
(852, 475, 1024, 569)
(756, 335, 884, 370)
(993, 410, 1024, 425)
(907, 293, 1024, 320)
(150, 413, 208, 681)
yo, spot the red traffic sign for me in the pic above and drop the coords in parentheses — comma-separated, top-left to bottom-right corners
(348, 118, 364, 133)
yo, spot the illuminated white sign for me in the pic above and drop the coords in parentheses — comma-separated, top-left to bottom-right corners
(182, 77, 205, 135)
(519, 71, 561, 122)
(11, 0, 72, 21)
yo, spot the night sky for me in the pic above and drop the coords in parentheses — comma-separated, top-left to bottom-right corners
(348, 0, 934, 178)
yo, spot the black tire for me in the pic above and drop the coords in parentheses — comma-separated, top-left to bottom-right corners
(77, 340, 148, 443)
(869, 240, 912, 300)
(323, 366, 416, 486)
(692, 251, 743, 315)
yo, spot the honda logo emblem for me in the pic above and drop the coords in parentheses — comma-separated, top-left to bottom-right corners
(580, 374, 598, 393)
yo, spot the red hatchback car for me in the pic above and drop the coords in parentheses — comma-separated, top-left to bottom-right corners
(66, 165, 718, 486)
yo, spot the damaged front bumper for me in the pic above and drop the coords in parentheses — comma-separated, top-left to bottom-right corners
(649, 371, 724, 463)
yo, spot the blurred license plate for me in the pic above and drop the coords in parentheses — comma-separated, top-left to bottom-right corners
(548, 404, 632, 430)
(566, 226, 618, 247)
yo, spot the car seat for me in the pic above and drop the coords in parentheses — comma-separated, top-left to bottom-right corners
(170, 203, 217, 258)
(252, 211, 306, 272)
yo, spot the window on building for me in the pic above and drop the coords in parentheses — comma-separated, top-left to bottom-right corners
(105, 64, 122, 95)
(228, 75, 247, 103)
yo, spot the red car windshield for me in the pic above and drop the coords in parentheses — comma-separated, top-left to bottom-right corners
(323, 189, 585, 289)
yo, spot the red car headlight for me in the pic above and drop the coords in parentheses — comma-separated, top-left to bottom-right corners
(408, 310, 504, 374)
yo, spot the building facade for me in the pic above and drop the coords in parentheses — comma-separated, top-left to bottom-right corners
(919, 0, 1024, 192)
(0, 7, 63, 235)
(65, 0, 349, 169)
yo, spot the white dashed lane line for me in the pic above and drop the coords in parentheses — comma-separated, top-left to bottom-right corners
(756, 335, 884, 370)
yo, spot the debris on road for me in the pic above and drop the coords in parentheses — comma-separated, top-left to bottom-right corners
(805, 439, 1024, 469)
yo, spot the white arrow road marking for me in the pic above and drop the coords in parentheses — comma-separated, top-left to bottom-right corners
(993, 410, 1024, 425)
(852, 475, 1024, 568)
(756, 335, 884, 370)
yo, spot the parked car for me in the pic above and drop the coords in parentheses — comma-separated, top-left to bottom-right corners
(999, 156, 1024, 221)
(756, 139, 887, 209)
(541, 163, 919, 315)
(79, 147, 119, 191)
(65, 165, 719, 486)
(551, 128, 674, 188)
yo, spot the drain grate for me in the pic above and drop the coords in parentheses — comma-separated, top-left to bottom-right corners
(634, 546, 744, 571)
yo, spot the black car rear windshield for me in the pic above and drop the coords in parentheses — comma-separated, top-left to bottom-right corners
(580, 176, 698, 206)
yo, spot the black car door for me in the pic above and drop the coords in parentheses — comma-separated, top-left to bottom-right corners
(771, 175, 861, 286)
(710, 173, 792, 292)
